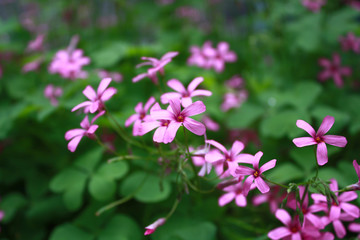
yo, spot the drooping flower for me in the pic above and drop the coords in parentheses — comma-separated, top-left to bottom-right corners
(301, 0, 326, 12)
(160, 77, 212, 107)
(235, 151, 276, 196)
(318, 53, 352, 87)
(218, 178, 248, 207)
(125, 97, 156, 136)
(144, 218, 166, 235)
(72, 78, 117, 114)
(44, 84, 63, 106)
(132, 51, 178, 84)
(292, 115, 347, 166)
(339, 33, 360, 53)
(65, 112, 103, 152)
(149, 98, 206, 143)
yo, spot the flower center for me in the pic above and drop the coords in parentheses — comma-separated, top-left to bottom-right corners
(315, 136, 323, 143)
(161, 120, 169, 127)
(253, 170, 260, 178)
(290, 225, 299, 233)
(177, 115, 184, 122)
(140, 112, 146, 120)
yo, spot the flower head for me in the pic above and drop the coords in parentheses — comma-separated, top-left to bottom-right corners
(302, 0, 326, 12)
(318, 53, 352, 87)
(44, 84, 63, 106)
(292, 115, 347, 166)
(339, 33, 360, 53)
(72, 78, 117, 114)
(26, 34, 45, 52)
(218, 180, 248, 207)
(97, 69, 123, 82)
(144, 218, 166, 235)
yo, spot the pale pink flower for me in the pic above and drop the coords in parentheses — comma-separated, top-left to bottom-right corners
(65, 112, 103, 152)
(22, 58, 42, 73)
(339, 33, 360, 53)
(49, 49, 90, 80)
(318, 53, 352, 87)
(132, 51, 178, 84)
(218, 179, 248, 207)
(202, 115, 219, 131)
(160, 77, 212, 107)
(125, 97, 156, 136)
(252, 186, 285, 213)
(226, 75, 244, 89)
(205, 139, 252, 177)
(292, 115, 347, 166)
(235, 151, 276, 196)
(302, 0, 326, 12)
(148, 98, 206, 143)
(189, 146, 213, 177)
(268, 209, 321, 240)
(97, 69, 123, 83)
(72, 78, 117, 114)
(26, 34, 45, 52)
(221, 91, 248, 112)
(209, 42, 237, 72)
(144, 218, 166, 235)
(175, 6, 202, 22)
(44, 84, 63, 106)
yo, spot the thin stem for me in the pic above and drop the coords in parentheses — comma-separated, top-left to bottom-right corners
(165, 197, 180, 220)
(95, 134, 120, 156)
(263, 176, 289, 189)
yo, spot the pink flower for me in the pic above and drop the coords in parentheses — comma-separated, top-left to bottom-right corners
(292, 115, 347, 166)
(318, 53, 352, 87)
(226, 75, 244, 89)
(349, 160, 360, 190)
(339, 33, 360, 53)
(209, 42, 237, 72)
(72, 78, 117, 114)
(235, 151, 276, 196)
(221, 91, 248, 112)
(302, 0, 326, 12)
(0, 64, 3, 78)
(202, 115, 219, 131)
(65, 113, 103, 152)
(218, 180, 248, 207)
(44, 84, 63, 106)
(22, 58, 43, 73)
(49, 49, 90, 80)
(160, 77, 212, 107)
(189, 146, 213, 176)
(346, 0, 360, 10)
(133, 51, 178, 84)
(26, 34, 45, 52)
(268, 209, 321, 240)
(97, 69, 123, 83)
(205, 139, 251, 177)
(148, 98, 206, 143)
(144, 218, 166, 235)
(349, 223, 360, 239)
(125, 97, 156, 136)
(252, 186, 285, 213)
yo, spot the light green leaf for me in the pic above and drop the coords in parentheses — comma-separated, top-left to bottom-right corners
(266, 163, 303, 183)
(49, 223, 94, 240)
(98, 215, 142, 240)
(91, 42, 128, 68)
(88, 175, 116, 201)
(227, 102, 264, 128)
(50, 168, 87, 193)
(74, 147, 103, 174)
(285, 82, 322, 110)
(63, 174, 87, 211)
(311, 106, 349, 133)
(97, 161, 129, 181)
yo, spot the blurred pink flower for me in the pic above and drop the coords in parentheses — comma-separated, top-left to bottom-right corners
(235, 151, 276, 196)
(133, 51, 178, 84)
(226, 75, 244, 89)
(189, 146, 213, 176)
(218, 180, 248, 207)
(339, 33, 360, 53)
(72, 78, 117, 114)
(44, 84, 63, 106)
(161, 77, 212, 107)
(302, 0, 326, 12)
(349, 160, 360, 190)
(175, 6, 202, 22)
(0, 65, 2, 78)
(202, 115, 219, 131)
(26, 34, 45, 52)
(65, 113, 103, 152)
(97, 69, 123, 83)
(318, 53, 352, 87)
(292, 116, 347, 166)
(221, 91, 248, 112)
(252, 186, 285, 213)
(22, 58, 43, 73)
(49, 49, 90, 80)
(144, 218, 166, 235)
(346, 0, 360, 10)
(125, 97, 156, 136)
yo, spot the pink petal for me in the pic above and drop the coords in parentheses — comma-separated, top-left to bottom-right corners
(296, 120, 316, 137)
(71, 101, 92, 112)
(292, 137, 317, 147)
(349, 223, 360, 232)
(153, 126, 167, 143)
(230, 140, 244, 157)
(205, 149, 224, 163)
(318, 58, 331, 67)
(140, 121, 161, 135)
(183, 118, 206, 136)
(311, 193, 327, 203)
(316, 142, 328, 166)
(333, 220, 346, 238)
(132, 73, 148, 82)
(87, 125, 99, 134)
(254, 177, 270, 193)
(89, 101, 100, 113)
(144, 97, 156, 111)
(206, 140, 228, 154)
(235, 166, 254, 176)
(275, 209, 291, 226)
(100, 87, 117, 101)
(161, 51, 178, 60)
(267, 227, 291, 240)
(160, 92, 182, 104)
(260, 159, 276, 173)
(329, 206, 341, 221)
(322, 135, 347, 147)
(253, 151, 263, 170)
(234, 153, 254, 164)
(292, 232, 302, 240)
(340, 202, 359, 218)
(134, 102, 143, 114)
(151, 109, 174, 121)
(353, 160, 360, 180)
(169, 98, 182, 116)
(132, 120, 142, 136)
(235, 194, 247, 207)
(65, 129, 85, 140)
(163, 121, 182, 144)
(80, 116, 90, 129)
(68, 135, 83, 152)
(97, 78, 112, 95)
(218, 192, 236, 206)
(83, 86, 97, 101)
(333, 73, 344, 87)
(332, 54, 341, 65)
(191, 89, 212, 97)
(338, 191, 358, 202)
(318, 70, 332, 81)
(181, 101, 206, 117)
(181, 97, 193, 108)
(187, 77, 204, 92)
(317, 115, 335, 136)
(167, 79, 186, 93)
(305, 213, 324, 229)
(242, 175, 254, 196)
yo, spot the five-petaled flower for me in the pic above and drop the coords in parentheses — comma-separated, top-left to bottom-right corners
(292, 115, 347, 166)
(72, 78, 117, 114)
(318, 53, 352, 87)
(160, 77, 212, 107)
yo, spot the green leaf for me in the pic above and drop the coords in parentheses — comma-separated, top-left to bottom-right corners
(120, 171, 171, 203)
(266, 163, 303, 183)
(49, 223, 94, 240)
(88, 175, 116, 201)
(285, 82, 322, 110)
(324, 8, 358, 43)
(311, 106, 350, 133)
(290, 147, 315, 173)
(63, 174, 87, 211)
(97, 161, 129, 181)
(74, 147, 103, 174)
(50, 168, 87, 193)
(318, 167, 348, 187)
(227, 102, 264, 128)
(0, 193, 27, 223)
(98, 215, 142, 240)
(91, 42, 128, 68)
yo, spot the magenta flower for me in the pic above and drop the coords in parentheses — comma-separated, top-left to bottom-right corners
(209, 42, 237, 72)
(318, 53, 352, 87)
(292, 115, 347, 166)
(349, 223, 360, 239)
(125, 97, 156, 136)
(132, 51, 178, 84)
(205, 139, 252, 177)
(189, 146, 213, 177)
(160, 77, 212, 107)
(235, 151, 276, 196)
(301, 0, 326, 12)
(339, 33, 360, 53)
(144, 218, 166, 235)
(268, 209, 321, 240)
(65, 113, 103, 152)
(72, 78, 117, 114)
(44, 84, 63, 106)
(218, 180, 248, 207)
(149, 98, 206, 143)
(349, 160, 360, 190)
(225, 75, 244, 89)
(221, 91, 248, 112)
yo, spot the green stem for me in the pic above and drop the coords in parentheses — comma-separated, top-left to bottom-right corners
(165, 197, 180, 220)
(263, 176, 289, 189)
(95, 134, 120, 156)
